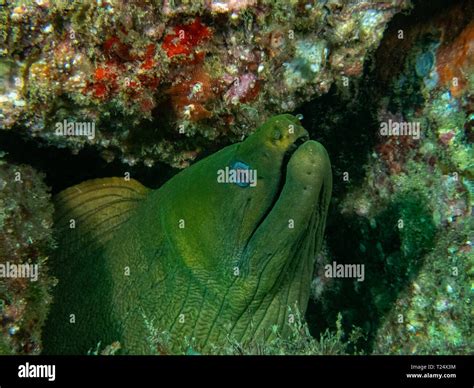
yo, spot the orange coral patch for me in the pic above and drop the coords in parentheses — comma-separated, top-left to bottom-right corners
(436, 20, 474, 97)
(167, 66, 215, 121)
(162, 18, 212, 59)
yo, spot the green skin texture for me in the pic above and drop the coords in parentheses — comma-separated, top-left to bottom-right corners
(42, 114, 332, 354)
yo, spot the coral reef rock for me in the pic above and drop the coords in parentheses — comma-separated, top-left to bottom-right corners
(0, 154, 55, 354)
(0, 0, 410, 167)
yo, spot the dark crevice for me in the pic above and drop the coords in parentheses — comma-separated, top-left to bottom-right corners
(0, 130, 179, 194)
(299, 0, 459, 354)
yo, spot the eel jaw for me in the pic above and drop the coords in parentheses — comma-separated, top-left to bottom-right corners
(284, 133, 310, 158)
(243, 132, 310, 244)
(242, 139, 332, 299)
(277, 133, 310, 197)
(229, 140, 331, 344)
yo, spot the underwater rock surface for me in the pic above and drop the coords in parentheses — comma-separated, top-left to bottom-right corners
(369, 0, 473, 354)
(306, 0, 473, 355)
(0, 154, 55, 354)
(0, 0, 409, 168)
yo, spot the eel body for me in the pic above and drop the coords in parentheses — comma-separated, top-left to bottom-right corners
(42, 114, 332, 354)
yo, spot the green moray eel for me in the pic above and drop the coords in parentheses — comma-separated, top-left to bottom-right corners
(42, 114, 332, 354)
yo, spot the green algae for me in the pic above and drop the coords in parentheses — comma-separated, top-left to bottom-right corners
(139, 306, 363, 355)
(374, 218, 473, 354)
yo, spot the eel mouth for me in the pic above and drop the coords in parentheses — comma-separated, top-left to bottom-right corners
(279, 133, 310, 191)
(245, 133, 310, 240)
(284, 133, 310, 160)
(269, 131, 309, 209)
